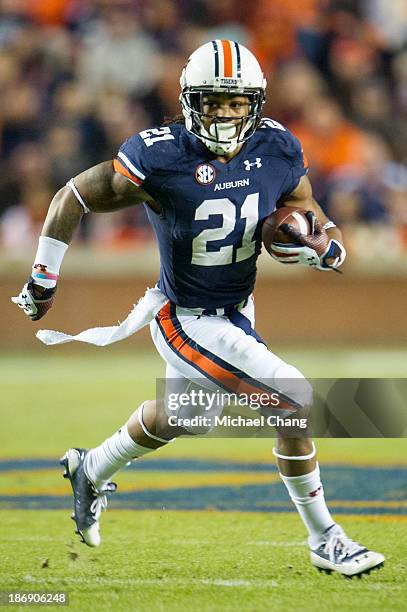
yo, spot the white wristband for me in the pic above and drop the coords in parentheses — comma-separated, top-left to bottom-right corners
(323, 220, 336, 230)
(32, 236, 68, 288)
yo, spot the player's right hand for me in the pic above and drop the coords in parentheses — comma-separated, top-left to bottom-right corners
(11, 278, 57, 321)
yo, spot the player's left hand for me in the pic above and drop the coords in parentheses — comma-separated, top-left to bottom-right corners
(270, 212, 346, 272)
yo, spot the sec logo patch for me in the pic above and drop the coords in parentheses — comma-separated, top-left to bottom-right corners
(195, 163, 216, 185)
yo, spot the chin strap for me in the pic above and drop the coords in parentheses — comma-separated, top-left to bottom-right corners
(204, 140, 238, 155)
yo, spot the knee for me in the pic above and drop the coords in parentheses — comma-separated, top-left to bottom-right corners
(273, 363, 313, 410)
(166, 401, 223, 435)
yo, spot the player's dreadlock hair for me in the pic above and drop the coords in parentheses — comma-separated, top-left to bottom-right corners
(162, 114, 185, 126)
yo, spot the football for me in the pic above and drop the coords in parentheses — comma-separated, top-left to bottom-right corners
(262, 206, 312, 254)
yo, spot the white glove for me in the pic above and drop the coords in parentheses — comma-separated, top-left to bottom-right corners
(270, 239, 346, 271)
(269, 213, 346, 272)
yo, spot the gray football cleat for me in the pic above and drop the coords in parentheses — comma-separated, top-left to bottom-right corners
(60, 448, 116, 547)
(311, 524, 385, 577)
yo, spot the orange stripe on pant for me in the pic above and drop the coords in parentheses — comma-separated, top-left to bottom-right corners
(113, 158, 143, 186)
(156, 302, 296, 411)
(221, 40, 233, 77)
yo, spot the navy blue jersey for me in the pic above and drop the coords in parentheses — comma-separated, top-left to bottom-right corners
(114, 119, 307, 309)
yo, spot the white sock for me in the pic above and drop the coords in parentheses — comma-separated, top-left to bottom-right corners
(279, 464, 335, 549)
(84, 423, 157, 489)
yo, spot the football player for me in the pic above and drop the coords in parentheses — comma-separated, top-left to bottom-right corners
(12, 40, 384, 577)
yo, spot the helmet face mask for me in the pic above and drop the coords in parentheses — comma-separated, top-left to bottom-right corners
(181, 88, 265, 155)
(180, 41, 266, 155)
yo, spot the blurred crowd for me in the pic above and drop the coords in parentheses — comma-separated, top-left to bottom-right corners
(0, 0, 406, 251)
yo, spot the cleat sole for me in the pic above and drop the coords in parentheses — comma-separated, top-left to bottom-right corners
(347, 561, 385, 579)
(61, 450, 83, 545)
(315, 560, 384, 578)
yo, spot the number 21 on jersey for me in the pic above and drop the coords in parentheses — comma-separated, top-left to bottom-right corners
(191, 194, 259, 266)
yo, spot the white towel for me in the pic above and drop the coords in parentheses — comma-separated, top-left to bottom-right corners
(36, 286, 168, 346)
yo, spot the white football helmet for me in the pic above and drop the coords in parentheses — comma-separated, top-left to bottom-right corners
(180, 40, 267, 155)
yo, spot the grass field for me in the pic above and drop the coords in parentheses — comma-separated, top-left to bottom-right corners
(0, 348, 406, 611)
(1, 512, 405, 612)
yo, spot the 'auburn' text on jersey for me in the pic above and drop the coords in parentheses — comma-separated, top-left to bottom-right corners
(114, 120, 307, 309)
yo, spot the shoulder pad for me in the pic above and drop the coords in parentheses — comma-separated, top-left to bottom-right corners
(114, 124, 184, 187)
(258, 118, 305, 168)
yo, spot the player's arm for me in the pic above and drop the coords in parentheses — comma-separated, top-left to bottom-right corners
(278, 174, 343, 245)
(12, 161, 157, 321)
(273, 174, 346, 271)
(42, 161, 157, 243)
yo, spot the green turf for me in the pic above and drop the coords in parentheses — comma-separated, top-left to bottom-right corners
(0, 511, 405, 612)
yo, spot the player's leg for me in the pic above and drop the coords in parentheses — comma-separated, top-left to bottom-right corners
(82, 400, 175, 487)
(60, 399, 172, 547)
(151, 300, 331, 546)
(62, 359, 199, 547)
(274, 435, 384, 576)
(151, 301, 385, 576)
(274, 436, 334, 547)
(62, 358, 200, 547)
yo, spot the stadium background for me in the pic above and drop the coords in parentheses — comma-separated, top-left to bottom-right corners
(1, 1, 406, 610)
